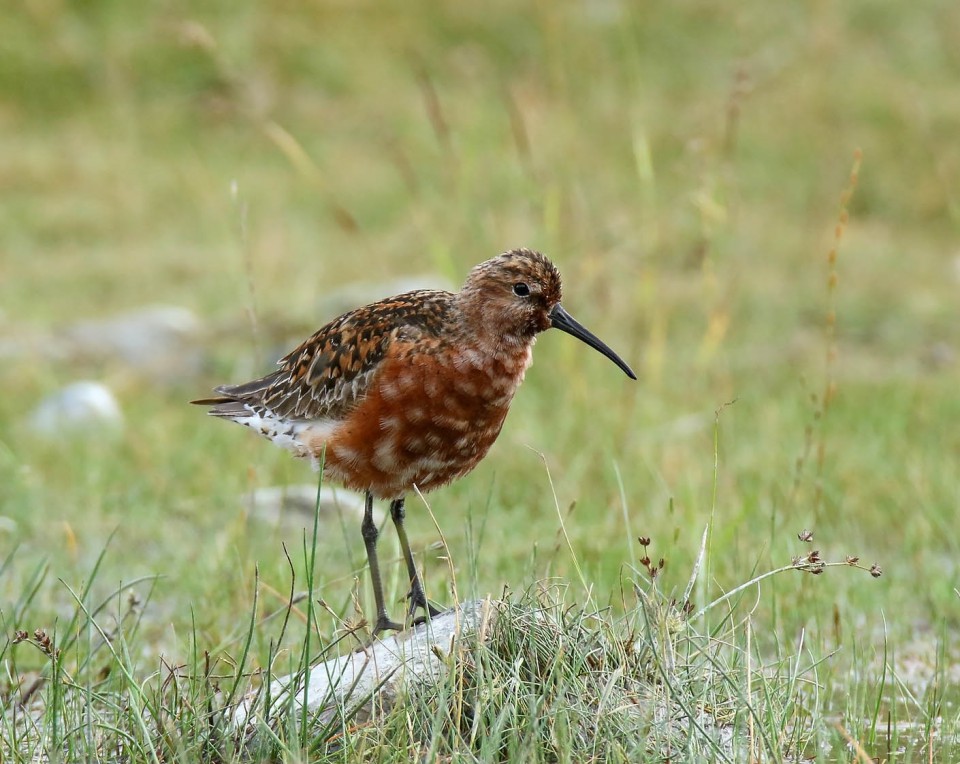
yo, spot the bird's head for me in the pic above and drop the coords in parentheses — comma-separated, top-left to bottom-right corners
(459, 248, 636, 379)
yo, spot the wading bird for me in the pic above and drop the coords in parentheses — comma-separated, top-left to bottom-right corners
(193, 249, 635, 635)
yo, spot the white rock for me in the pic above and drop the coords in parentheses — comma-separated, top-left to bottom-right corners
(242, 485, 368, 524)
(64, 305, 204, 380)
(234, 599, 498, 732)
(28, 381, 123, 437)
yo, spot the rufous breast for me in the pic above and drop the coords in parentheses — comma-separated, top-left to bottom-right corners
(316, 340, 534, 499)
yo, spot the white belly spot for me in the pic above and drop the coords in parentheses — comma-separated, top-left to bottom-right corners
(232, 405, 337, 460)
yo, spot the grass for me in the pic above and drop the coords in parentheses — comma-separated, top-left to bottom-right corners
(0, 534, 890, 762)
(2, 0, 959, 759)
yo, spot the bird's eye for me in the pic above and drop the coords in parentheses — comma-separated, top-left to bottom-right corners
(513, 282, 530, 297)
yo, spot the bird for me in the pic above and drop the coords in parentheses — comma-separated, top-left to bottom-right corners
(193, 248, 636, 635)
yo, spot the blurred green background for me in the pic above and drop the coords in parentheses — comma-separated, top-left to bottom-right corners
(1, 0, 958, 679)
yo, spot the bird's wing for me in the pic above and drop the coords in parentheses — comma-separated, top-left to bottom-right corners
(199, 290, 453, 421)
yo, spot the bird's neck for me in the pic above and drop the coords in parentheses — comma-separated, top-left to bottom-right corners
(450, 297, 537, 376)
(465, 330, 536, 382)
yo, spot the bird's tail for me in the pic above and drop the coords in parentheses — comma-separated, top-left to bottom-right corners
(190, 372, 282, 418)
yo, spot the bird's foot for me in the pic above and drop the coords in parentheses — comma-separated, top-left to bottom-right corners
(410, 610, 446, 628)
(407, 588, 445, 623)
(370, 613, 405, 638)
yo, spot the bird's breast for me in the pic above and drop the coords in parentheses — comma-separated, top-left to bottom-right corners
(314, 341, 534, 498)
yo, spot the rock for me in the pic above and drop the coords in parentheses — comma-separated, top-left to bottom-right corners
(63, 305, 205, 381)
(1, 305, 205, 383)
(233, 599, 497, 733)
(922, 341, 956, 370)
(0, 326, 54, 364)
(242, 485, 372, 525)
(28, 381, 123, 438)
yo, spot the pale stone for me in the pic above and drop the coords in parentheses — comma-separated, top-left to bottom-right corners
(242, 484, 369, 524)
(28, 381, 123, 437)
(234, 599, 497, 732)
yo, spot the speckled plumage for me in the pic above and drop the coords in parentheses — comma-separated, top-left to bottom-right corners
(193, 248, 635, 634)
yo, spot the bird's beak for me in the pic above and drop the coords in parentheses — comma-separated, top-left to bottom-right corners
(549, 304, 637, 380)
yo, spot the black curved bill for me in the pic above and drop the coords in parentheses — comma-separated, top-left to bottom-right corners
(549, 304, 637, 380)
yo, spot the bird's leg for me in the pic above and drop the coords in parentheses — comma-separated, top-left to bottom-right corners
(361, 491, 403, 636)
(390, 497, 443, 620)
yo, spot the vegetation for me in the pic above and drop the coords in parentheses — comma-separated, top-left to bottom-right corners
(1, 0, 957, 760)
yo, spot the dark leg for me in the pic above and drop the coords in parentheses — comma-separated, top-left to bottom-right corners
(361, 491, 402, 635)
(389, 497, 443, 620)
